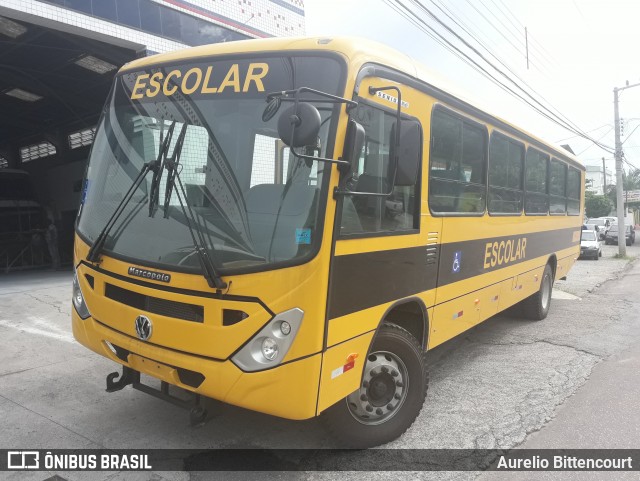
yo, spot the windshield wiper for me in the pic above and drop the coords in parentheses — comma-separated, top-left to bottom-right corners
(86, 160, 157, 263)
(161, 123, 228, 290)
(148, 120, 177, 218)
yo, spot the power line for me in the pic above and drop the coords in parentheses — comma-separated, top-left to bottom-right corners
(392, 0, 614, 153)
(622, 123, 640, 145)
(430, 0, 550, 77)
(460, 0, 525, 55)
(555, 124, 612, 143)
(577, 127, 613, 156)
(491, 0, 559, 68)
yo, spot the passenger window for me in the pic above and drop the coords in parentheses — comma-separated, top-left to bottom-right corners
(339, 103, 419, 236)
(488, 133, 523, 214)
(549, 158, 567, 214)
(566, 167, 581, 215)
(429, 108, 487, 214)
(524, 148, 549, 214)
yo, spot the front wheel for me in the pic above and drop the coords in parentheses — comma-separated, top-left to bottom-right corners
(321, 323, 428, 448)
(520, 263, 554, 320)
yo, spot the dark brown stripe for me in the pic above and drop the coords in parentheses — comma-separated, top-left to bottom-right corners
(327, 227, 580, 320)
(327, 246, 438, 320)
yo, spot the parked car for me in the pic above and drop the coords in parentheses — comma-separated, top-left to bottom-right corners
(580, 230, 602, 260)
(585, 217, 611, 240)
(604, 223, 636, 246)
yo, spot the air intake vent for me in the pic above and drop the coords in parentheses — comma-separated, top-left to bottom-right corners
(105, 284, 204, 323)
(223, 309, 249, 326)
(426, 232, 439, 265)
(177, 368, 205, 388)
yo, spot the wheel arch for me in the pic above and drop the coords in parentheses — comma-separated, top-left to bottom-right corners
(372, 297, 429, 351)
(547, 254, 558, 280)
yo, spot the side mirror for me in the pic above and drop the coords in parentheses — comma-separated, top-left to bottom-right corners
(341, 118, 365, 174)
(391, 120, 422, 186)
(277, 103, 321, 148)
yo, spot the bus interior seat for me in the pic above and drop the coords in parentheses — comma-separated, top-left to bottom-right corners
(245, 183, 317, 261)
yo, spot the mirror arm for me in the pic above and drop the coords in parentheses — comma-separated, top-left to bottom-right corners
(334, 187, 394, 198)
(289, 147, 350, 168)
(267, 87, 358, 109)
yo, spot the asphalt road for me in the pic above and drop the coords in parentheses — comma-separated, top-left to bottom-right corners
(1, 242, 639, 480)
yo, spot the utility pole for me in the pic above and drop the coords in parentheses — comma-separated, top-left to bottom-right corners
(602, 157, 607, 193)
(613, 81, 640, 256)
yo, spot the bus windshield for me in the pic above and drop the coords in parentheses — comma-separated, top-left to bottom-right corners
(77, 55, 343, 274)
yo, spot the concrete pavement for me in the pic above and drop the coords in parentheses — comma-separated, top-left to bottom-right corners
(1, 246, 640, 480)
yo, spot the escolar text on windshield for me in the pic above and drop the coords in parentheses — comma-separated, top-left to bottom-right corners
(130, 63, 269, 100)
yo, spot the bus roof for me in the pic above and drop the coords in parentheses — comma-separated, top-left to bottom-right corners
(121, 36, 583, 170)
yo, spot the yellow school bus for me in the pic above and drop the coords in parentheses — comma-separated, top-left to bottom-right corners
(72, 36, 584, 447)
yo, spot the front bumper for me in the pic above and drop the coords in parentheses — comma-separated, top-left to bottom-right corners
(72, 310, 321, 420)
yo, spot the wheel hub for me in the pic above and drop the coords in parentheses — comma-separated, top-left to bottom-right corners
(346, 350, 408, 425)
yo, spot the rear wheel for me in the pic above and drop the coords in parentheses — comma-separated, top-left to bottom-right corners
(321, 323, 428, 448)
(520, 263, 554, 320)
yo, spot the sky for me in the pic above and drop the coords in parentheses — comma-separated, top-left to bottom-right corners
(303, 0, 640, 172)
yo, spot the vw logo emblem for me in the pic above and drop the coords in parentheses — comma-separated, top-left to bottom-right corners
(134, 315, 153, 341)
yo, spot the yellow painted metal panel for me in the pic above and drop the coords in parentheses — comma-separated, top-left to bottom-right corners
(317, 331, 375, 414)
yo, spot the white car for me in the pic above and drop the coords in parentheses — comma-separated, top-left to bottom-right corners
(580, 230, 602, 260)
(585, 217, 611, 240)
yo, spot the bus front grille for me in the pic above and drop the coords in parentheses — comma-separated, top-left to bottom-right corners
(105, 283, 204, 323)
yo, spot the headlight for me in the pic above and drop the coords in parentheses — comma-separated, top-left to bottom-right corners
(261, 337, 279, 360)
(72, 269, 91, 319)
(279, 320, 291, 336)
(231, 308, 303, 372)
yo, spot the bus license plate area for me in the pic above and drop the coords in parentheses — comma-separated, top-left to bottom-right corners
(128, 353, 176, 382)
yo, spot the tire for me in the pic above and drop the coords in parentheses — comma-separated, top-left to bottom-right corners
(321, 323, 428, 448)
(594, 253, 599, 261)
(599, 250, 602, 257)
(520, 263, 554, 320)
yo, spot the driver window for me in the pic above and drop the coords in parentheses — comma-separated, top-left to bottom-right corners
(339, 103, 419, 236)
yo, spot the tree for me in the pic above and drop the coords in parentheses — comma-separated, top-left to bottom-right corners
(585, 192, 613, 218)
(604, 168, 640, 208)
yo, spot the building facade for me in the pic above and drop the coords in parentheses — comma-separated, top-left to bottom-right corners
(585, 163, 613, 196)
(0, 0, 305, 268)
(0, 0, 306, 55)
